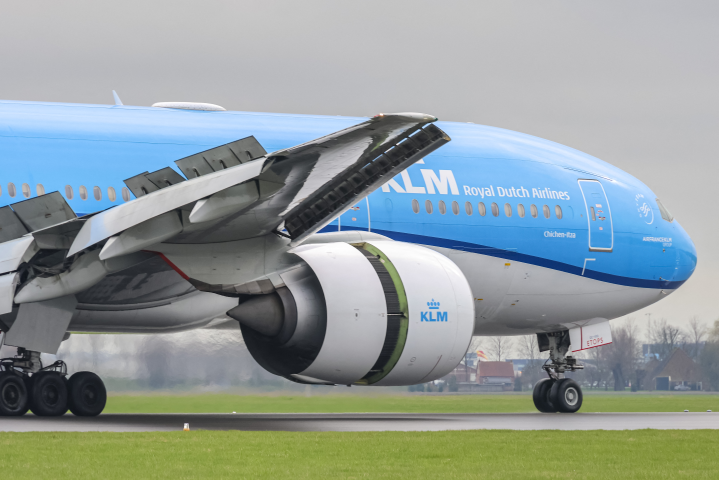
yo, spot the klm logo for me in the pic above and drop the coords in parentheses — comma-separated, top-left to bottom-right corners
(381, 167, 460, 195)
(421, 299, 447, 322)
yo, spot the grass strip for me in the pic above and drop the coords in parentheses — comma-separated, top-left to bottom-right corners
(0, 430, 716, 479)
(103, 393, 719, 414)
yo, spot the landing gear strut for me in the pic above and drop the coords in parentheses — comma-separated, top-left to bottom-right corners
(0, 347, 106, 417)
(532, 331, 584, 413)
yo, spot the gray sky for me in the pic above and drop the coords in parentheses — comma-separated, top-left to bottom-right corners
(1, 1, 717, 328)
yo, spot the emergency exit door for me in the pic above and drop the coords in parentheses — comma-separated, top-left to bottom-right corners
(578, 179, 613, 252)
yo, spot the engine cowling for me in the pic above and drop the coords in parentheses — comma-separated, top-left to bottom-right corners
(231, 241, 474, 386)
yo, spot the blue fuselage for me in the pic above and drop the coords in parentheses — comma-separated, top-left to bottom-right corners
(0, 100, 696, 297)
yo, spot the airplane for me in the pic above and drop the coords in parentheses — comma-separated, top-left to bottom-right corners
(0, 98, 696, 417)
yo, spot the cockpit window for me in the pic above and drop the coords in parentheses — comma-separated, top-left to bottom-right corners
(655, 198, 674, 222)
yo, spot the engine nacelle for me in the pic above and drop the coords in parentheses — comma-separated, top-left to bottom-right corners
(232, 241, 474, 386)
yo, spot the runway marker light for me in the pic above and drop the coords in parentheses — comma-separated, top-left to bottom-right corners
(184, 423, 190, 431)
(708, 410, 712, 413)
(683, 410, 689, 412)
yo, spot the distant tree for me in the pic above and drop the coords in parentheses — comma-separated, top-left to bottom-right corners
(447, 375, 458, 392)
(585, 345, 611, 389)
(517, 335, 547, 388)
(140, 335, 173, 389)
(513, 375, 523, 392)
(648, 318, 684, 361)
(462, 337, 483, 380)
(683, 316, 708, 360)
(88, 334, 103, 370)
(517, 335, 540, 365)
(484, 336, 514, 362)
(699, 320, 719, 391)
(600, 321, 641, 391)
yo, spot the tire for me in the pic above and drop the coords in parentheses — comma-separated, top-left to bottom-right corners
(68, 372, 106, 417)
(29, 371, 69, 416)
(0, 371, 29, 416)
(550, 378, 583, 413)
(532, 378, 557, 413)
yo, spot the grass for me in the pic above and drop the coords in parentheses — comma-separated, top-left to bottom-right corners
(103, 392, 719, 414)
(0, 430, 716, 479)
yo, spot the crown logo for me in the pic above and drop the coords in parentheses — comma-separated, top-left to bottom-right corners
(427, 299, 440, 310)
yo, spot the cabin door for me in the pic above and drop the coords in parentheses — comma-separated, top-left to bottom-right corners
(578, 179, 613, 252)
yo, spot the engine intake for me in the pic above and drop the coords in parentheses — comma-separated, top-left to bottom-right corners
(230, 241, 474, 386)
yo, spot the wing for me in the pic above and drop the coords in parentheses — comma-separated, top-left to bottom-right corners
(0, 112, 449, 318)
(67, 112, 450, 256)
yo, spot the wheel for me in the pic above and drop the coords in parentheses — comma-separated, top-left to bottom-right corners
(29, 371, 69, 416)
(550, 378, 583, 413)
(0, 371, 30, 416)
(532, 378, 557, 413)
(68, 372, 106, 417)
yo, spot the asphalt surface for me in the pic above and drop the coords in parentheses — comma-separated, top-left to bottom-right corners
(1, 412, 718, 432)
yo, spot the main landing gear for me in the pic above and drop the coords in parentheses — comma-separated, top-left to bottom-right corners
(0, 348, 106, 417)
(532, 331, 584, 413)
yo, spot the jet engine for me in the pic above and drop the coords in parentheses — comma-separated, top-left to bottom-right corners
(229, 241, 474, 386)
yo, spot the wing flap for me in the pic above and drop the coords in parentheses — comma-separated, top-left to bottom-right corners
(67, 158, 265, 256)
(0, 207, 29, 243)
(67, 112, 449, 255)
(11, 192, 77, 232)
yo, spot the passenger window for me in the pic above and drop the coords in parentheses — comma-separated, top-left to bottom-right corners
(93, 186, 102, 201)
(411, 199, 419, 214)
(36, 184, 45, 196)
(79, 185, 88, 200)
(65, 185, 74, 200)
(451, 201, 459, 215)
(530, 204, 538, 218)
(122, 187, 131, 202)
(108, 187, 117, 202)
(0, 185, 3, 197)
(491, 202, 499, 217)
(517, 204, 525, 218)
(21, 183, 31, 198)
(555, 205, 563, 219)
(590, 206, 596, 221)
(465, 201, 473, 215)
(8, 183, 16, 198)
(504, 203, 512, 217)
(425, 200, 433, 214)
(477, 202, 486, 216)
(438, 200, 447, 215)
(543, 205, 550, 218)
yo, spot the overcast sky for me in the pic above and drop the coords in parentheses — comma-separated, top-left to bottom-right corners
(1, 1, 716, 328)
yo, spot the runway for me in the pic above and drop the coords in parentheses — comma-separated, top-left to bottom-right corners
(1, 412, 718, 432)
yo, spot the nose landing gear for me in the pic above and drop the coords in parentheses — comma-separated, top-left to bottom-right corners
(0, 348, 106, 417)
(532, 331, 585, 413)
